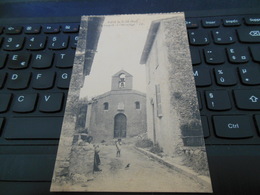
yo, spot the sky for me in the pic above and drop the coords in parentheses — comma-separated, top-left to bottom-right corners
(79, 14, 179, 99)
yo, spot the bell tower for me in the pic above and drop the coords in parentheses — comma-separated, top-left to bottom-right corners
(111, 70, 133, 90)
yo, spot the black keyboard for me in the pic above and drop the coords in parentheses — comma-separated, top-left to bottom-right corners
(0, 13, 260, 147)
(187, 14, 260, 145)
(0, 21, 79, 145)
(0, 9, 260, 195)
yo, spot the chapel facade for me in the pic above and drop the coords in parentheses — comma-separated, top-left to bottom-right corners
(85, 70, 147, 142)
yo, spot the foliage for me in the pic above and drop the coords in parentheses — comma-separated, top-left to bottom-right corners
(135, 138, 153, 148)
(181, 148, 210, 176)
(149, 142, 163, 155)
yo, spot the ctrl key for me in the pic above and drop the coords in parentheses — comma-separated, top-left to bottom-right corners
(213, 116, 253, 138)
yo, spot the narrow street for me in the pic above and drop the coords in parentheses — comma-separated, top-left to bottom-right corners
(85, 142, 207, 192)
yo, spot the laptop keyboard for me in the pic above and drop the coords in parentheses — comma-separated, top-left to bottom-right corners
(0, 23, 78, 142)
(0, 14, 259, 145)
(188, 14, 260, 144)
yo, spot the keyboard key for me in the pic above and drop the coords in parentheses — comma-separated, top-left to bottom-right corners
(57, 70, 72, 89)
(190, 47, 201, 65)
(0, 53, 7, 68)
(226, 47, 249, 63)
(250, 46, 260, 62)
(202, 19, 220, 28)
(201, 116, 210, 138)
(24, 25, 41, 34)
(237, 28, 260, 43)
(62, 24, 79, 33)
(13, 94, 37, 113)
(0, 26, 3, 34)
(31, 53, 54, 69)
(0, 118, 4, 135)
(7, 72, 31, 89)
(186, 19, 199, 29)
(193, 67, 212, 87)
(238, 66, 260, 85)
(5, 26, 23, 34)
(190, 48, 201, 65)
(0, 94, 11, 113)
(254, 115, 260, 134)
(3, 37, 24, 51)
(213, 116, 253, 138)
(204, 48, 225, 64)
(244, 16, 260, 25)
(7, 53, 30, 69)
(70, 35, 79, 49)
(48, 35, 69, 50)
(223, 18, 241, 26)
(205, 90, 232, 111)
(39, 93, 64, 112)
(0, 154, 55, 181)
(0, 72, 6, 88)
(32, 71, 55, 89)
(212, 30, 235, 44)
(54, 51, 75, 68)
(43, 24, 60, 33)
(188, 30, 210, 45)
(4, 117, 63, 139)
(234, 90, 260, 110)
(197, 91, 202, 110)
(26, 36, 46, 50)
(214, 67, 237, 86)
(0, 37, 3, 48)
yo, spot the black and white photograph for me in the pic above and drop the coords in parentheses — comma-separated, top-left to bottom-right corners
(51, 13, 212, 192)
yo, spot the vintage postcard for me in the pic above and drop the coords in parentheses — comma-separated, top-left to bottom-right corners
(51, 13, 213, 192)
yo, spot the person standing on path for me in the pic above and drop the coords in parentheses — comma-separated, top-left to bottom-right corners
(93, 145, 102, 172)
(115, 139, 122, 157)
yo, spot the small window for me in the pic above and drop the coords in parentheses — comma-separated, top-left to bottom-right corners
(104, 102, 109, 110)
(135, 101, 140, 109)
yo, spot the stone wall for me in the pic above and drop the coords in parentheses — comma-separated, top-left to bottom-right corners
(69, 142, 94, 184)
(86, 90, 147, 142)
(145, 15, 205, 156)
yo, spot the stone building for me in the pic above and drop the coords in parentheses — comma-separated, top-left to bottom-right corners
(140, 16, 204, 155)
(85, 70, 147, 142)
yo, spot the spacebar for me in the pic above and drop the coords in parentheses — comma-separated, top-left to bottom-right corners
(0, 154, 56, 181)
(5, 117, 63, 139)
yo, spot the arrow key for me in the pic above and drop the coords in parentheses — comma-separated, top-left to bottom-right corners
(234, 90, 260, 110)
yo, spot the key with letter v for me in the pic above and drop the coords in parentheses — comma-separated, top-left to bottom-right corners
(39, 93, 64, 113)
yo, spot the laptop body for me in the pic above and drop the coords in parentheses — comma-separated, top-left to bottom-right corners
(0, 0, 260, 194)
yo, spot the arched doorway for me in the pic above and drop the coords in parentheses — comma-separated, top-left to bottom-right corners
(114, 113, 127, 138)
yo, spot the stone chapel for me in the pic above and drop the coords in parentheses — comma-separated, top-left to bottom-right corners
(85, 70, 147, 142)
